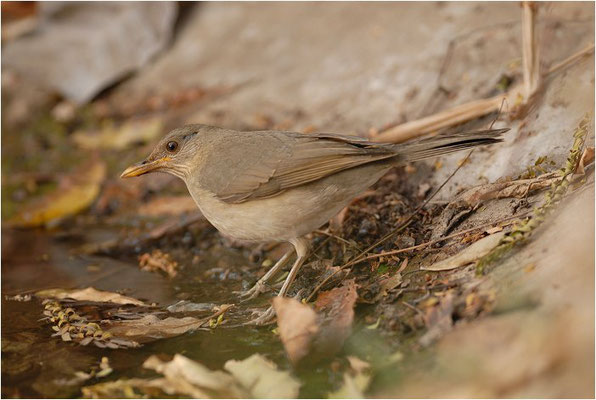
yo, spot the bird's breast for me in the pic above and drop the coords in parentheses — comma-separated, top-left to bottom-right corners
(185, 163, 391, 242)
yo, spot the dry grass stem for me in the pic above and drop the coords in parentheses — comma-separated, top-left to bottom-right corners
(548, 43, 595, 76)
(522, 2, 541, 99)
(374, 2, 593, 145)
(374, 96, 505, 143)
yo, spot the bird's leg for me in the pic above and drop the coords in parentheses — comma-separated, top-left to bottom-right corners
(248, 237, 310, 326)
(237, 249, 293, 302)
(276, 237, 310, 298)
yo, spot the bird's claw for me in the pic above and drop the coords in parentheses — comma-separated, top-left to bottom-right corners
(244, 306, 276, 326)
(235, 280, 269, 303)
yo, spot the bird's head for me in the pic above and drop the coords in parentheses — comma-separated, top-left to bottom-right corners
(120, 124, 209, 180)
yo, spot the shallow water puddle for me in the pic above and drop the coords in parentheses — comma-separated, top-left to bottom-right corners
(2, 228, 347, 398)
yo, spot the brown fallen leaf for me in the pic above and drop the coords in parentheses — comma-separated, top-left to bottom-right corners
(104, 315, 206, 342)
(72, 117, 163, 150)
(422, 231, 507, 271)
(138, 249, 179, 278)
(273, 297, 319, 365)
(8, 159, 106, 228)
(313, 279, 358, 357)
(36, 287, 146, 305)
(274, 279, 358, 365)
(138, 195, 198, 216)
(85, 353, 299, 399)
(224, 354, 301, 398)
(144, 354, 243, 398)
(104, 305, 231, 343)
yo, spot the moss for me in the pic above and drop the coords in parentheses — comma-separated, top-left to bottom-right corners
(476, 113, 591, 275)
(376, 263, 391, 275)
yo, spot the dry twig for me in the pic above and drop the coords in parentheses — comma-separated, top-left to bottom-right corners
(374, 3, 593, 144)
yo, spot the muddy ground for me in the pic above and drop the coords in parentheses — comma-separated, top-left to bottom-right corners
(2, 2, 594, 398)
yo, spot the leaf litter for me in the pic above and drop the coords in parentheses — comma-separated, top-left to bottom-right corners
(37, 287, 233, 348)
(82, 353, 300, 399)
(138, 249, 180, 278)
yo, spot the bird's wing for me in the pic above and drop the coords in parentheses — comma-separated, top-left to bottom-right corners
(200, 131, 398, 203)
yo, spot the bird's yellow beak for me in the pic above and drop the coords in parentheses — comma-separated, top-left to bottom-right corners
(120, 156, 171, 178)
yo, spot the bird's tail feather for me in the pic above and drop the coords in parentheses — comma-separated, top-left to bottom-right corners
(397, 128, 507, 162)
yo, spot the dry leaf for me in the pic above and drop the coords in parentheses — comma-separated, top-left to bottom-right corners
(575, 146, 595, 174)
(82, 378, 171, 398)
(274, 280, 358, 365)
(102, 304, 230, 342)
(138, 249, 179, 278)
(105, 314, 212, 343)
(224, 354, 301, 398)
(272, 297, 318, 365)
(328, 373, 371, 399)
(8, 160, 106, 228)
(36, 287, 146, 305)
(138, 195, 197, 216)
(72, 118, 163, 150)
(422, 232, 506, 271)
(166, 301, 217, 313)
(144, 354, 243, 398)
(313, 279, 358, 358)
(84, 353, 299, 399)
(485, 226, 503, 234)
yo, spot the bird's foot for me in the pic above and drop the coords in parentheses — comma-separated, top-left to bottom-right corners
(235, 280, 269, 303)
(244, 306, 276, 326)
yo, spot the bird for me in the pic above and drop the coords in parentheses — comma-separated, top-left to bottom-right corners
(121, 124, 506, 324)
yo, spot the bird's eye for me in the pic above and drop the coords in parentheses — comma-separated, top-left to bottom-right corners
(166, 141, 178, 152)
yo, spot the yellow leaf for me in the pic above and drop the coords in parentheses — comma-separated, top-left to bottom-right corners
(72, 118, 162, 150)
(8, 160, 106, 228)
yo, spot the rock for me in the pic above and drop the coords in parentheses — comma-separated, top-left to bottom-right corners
(2, 2, 177, 104)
